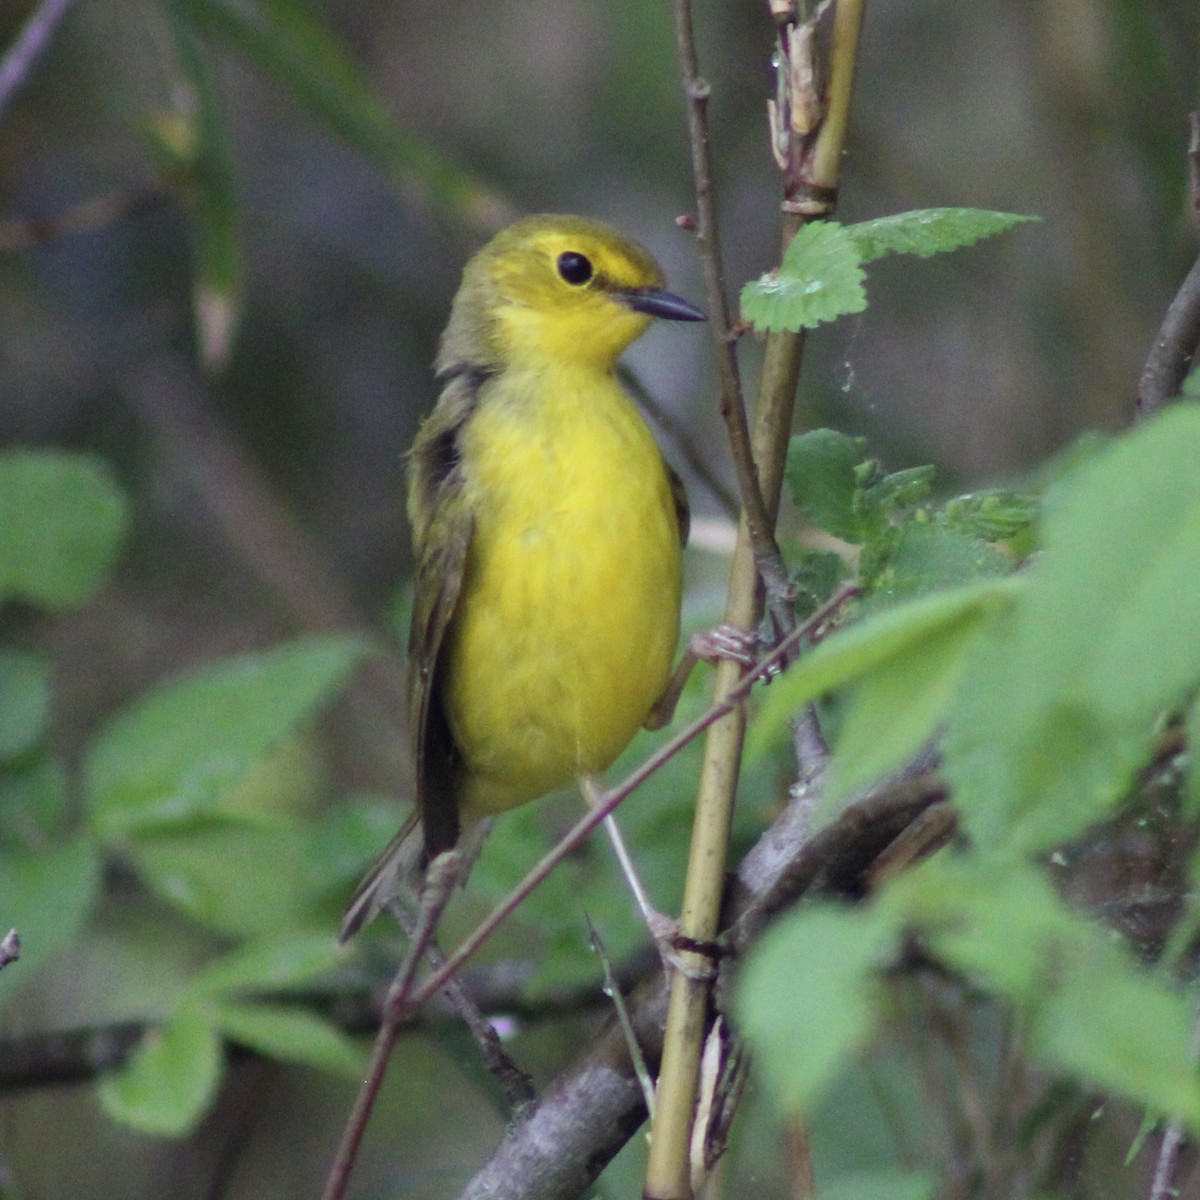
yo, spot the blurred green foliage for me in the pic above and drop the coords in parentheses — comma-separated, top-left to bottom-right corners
(1, 0, 1199, 1198)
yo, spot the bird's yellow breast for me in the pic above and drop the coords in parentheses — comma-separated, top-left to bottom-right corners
(441, 363, 682, 820)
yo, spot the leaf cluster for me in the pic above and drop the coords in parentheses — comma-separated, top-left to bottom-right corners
(740, 402, 1200, 1174)
(0, 451, 389, 1134)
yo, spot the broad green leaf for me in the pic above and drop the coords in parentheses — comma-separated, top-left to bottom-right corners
(0, 839, 102, 1008)
(946, 405, 1200, 853)
(1029, 940, 1200, 1130)
(85, 634, 371, 837)
(209, 1000, 363, 1076)
(786, 429, 873, 542)
(846, 209, 1038, 264)
(748, 577, 1021, 761)
(737, 904, 899, 1115)
(176, 0, 506, 227)
(0, 451, 128, 610)
(741, 222, 866, 332)
(0, 649, 51, 762)
(1184, 364, 1200, 398)
(96, 1002, 222, 1136)
(126, 821, 313, 936)
(190, 931, 345, 995)
(823, 601, 985, 808)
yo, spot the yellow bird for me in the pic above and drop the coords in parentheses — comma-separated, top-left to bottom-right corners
(341, 215, 704, 940)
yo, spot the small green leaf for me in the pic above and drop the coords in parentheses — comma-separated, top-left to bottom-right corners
(85, 635, 371, 837)
(741, 222, 867, 332)
(737, 904, 899, 1114)
(941, 489, 1038, 542)
(209, 1001, 364, 1076)
(748, 577, 1021, 761)
(790, 549, 850, 616)
(0, 451, 128, 610)
(190, 932, 345, 995)
(96, 1002, 222, 1137)
(786, 429, 874, 542)
(0, 839, 102, 1008)
(846, 208, 1038, 264)
(0, 649, 52, 762)
(867, 524, 1009, 605)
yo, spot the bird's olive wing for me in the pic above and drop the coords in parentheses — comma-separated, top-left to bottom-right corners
(666, 459, 690, 548)
(405, 367, 486, 855)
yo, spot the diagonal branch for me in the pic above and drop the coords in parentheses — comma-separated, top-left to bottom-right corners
(1136, 113, 1200, 422)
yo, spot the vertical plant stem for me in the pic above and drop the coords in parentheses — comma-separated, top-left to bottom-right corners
(647, 3, 867, 1196)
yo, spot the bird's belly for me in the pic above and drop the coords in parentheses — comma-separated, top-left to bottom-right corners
(441, 403, 682, 818)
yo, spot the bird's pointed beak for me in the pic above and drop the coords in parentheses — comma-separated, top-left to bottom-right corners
(622, 288, 706, 322)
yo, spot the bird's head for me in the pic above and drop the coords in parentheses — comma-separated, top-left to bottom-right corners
(438, 215, 704, 374)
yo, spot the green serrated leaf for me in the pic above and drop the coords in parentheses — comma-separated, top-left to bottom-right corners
(748, 577, 1021, 762)
(0, 649, 51, 762)
(0, 839, 102, 1009)
(96, 1002, 222, 1137)
(847, 208, 1038, 264)
(0, 451, 128, 610)
(210, 1000, 364, 1076)
(190, 931, 345, 995)
(741, 222, 867, 332)
(786, 429, 875, 542)
(941, 489, 1039, 541)
(737, 904, 899, 1115)
(862, 465, 936, 515)
(85, 634, 371, 838)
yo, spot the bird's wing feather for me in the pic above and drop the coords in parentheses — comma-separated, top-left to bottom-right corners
(666, 459, 690, 548)
(406, 366, 489, 856)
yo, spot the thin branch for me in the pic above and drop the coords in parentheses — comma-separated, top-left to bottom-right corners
(0, 0, 77, 124)
(672, 0, 794, 624)
(1146, 993, 1200, 1200)
(1136, 113, 1200, 421)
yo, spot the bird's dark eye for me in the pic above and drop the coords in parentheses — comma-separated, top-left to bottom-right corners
(557, 251, 594, 286)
